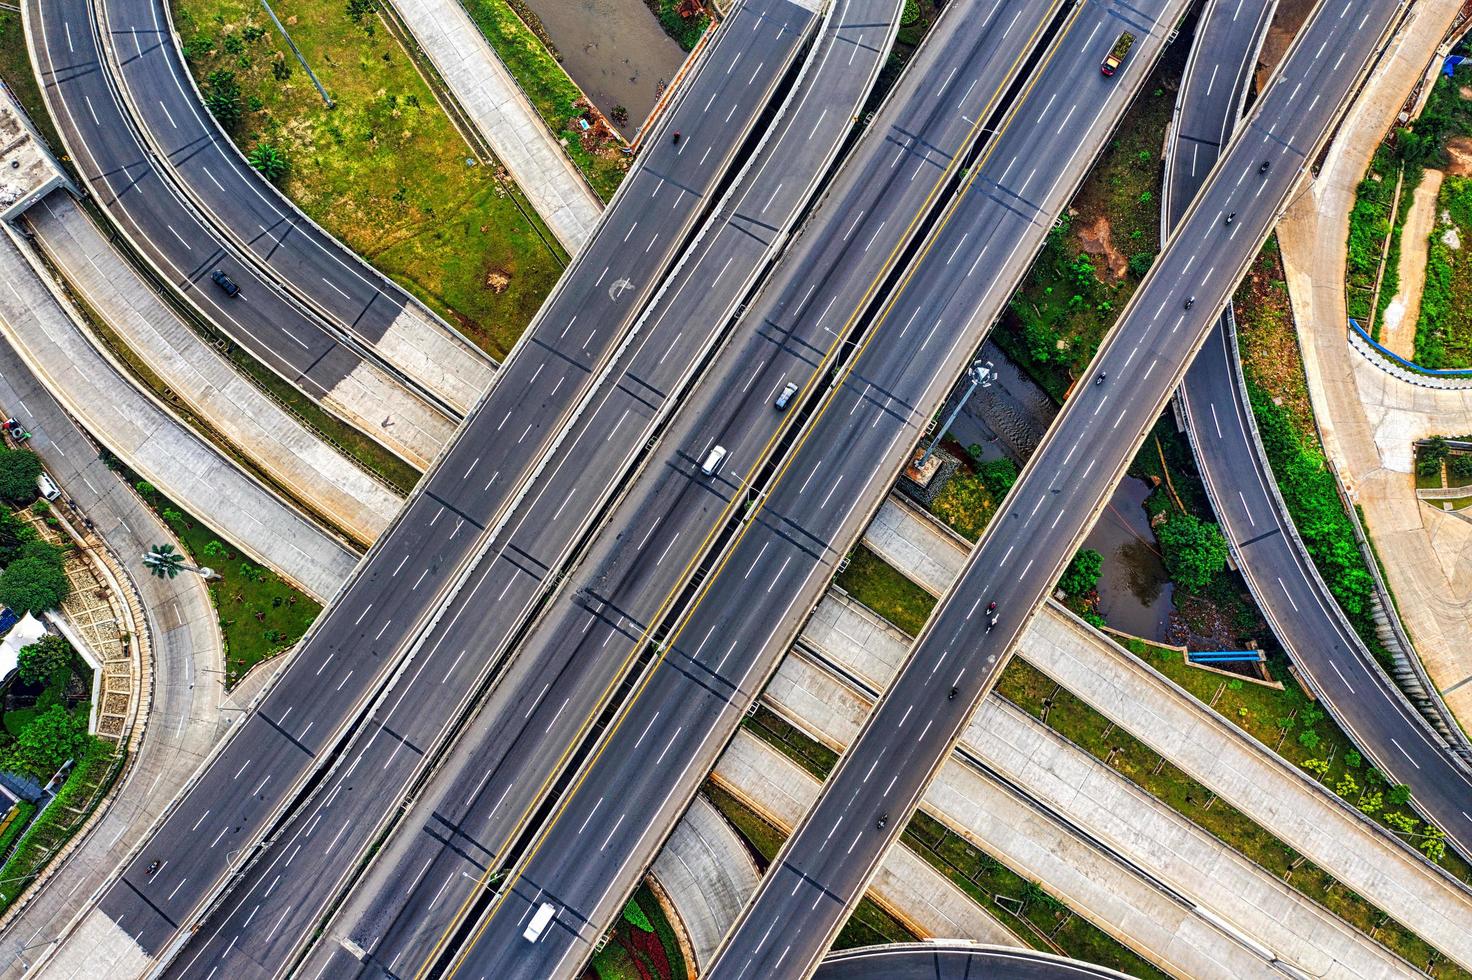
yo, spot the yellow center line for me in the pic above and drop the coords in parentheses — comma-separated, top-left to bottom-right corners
(425, 1, 1076, 975)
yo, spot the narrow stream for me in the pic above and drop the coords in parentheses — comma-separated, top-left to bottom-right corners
(518, 0, 688, 130)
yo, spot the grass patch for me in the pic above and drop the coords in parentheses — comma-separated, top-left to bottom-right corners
(120, 469, 321, 686)
(0, 12, 66, 155)
(993, 52, 1182, 401)
(701, 784, 914, 950)
(997, 657, 1467, 975)
(927, 453, 1001, 542)
(833, 546, 935, 636)
(643, 0, 709, 51)
(586, 881, 689, 980)
(1347, 59, 1472, 332)
(0, 739, 123, 913)
(458, 0, 629, 199)
(744, 704, 837, 779)
(171, 0, 562, 359)
(1233, 238, 1388, 665)
(1415, 174, 1472, 368)
(1101, 636, 1472, 884)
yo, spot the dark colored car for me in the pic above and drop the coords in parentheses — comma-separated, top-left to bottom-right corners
(210, 269, 240, 297)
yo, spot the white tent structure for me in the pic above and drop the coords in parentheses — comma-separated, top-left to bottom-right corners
(0, 613, 48, 683)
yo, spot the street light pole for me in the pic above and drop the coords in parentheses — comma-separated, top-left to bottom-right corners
(917, 360, 993, 469)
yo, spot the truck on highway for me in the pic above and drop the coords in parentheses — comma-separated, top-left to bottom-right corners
(524, 902, 556, 942)
(1100, 31, 1135, 76)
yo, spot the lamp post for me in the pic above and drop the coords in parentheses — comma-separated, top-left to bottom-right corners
(917, 359, 993, 469)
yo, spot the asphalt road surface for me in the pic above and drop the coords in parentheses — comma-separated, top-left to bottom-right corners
(705, 1, 1405, 976)
(437, 2, 1191, 978)
(26, 0, 456, 455)
(293, 0, 1064, 975)
(48, 1, 816, 972)
(1173, 0, 1472, 856)
(815, 943, 1134, 980)
(95, 0, 492, 414)
(154, 0, 894, 972)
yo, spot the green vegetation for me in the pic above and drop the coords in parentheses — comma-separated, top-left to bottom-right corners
(1057, 549, 1102, 598)
(586, 882, 689, 980)
(645, 0, 710, 51)
(834, 546, 935, 636)
(1415, 175, 1472, 368)
(0, 449, 42, 507)
(128, 478, 320, 685)
(1345, 146, 1410, 328)
(1233, 239, 1388, 663)
(1108, 635, 1472, 883)
(994, 56, 1180, 400)
(1346, 62, 1472, 339)
(0, 538, 71, 615)
(997, 656, 1467, 974)
(0, 12, 66, 155)
(744, 704, 837, 779)
(172, 0, 562, 358)
(741, 674, 1161, 975)
(457, 0, 629, 198)
(701, 784, 915, 950)
(1246, 382, 1383, 663)
(903, 811, 1168, 979)
(1155, 512, 1228, 593)
(928, 448, 1005, 541)
(18, 635, 73, 687)
(0, 739, 122, 912)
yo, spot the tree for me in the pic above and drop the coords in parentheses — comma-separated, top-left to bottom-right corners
(6, 705, 88, 780)
(0, 508, 35, 565)
(1058, 549, 1103, 597)
(1127, 252, 1154, 279)
(0, 541, 70, 613)
(248, 142, 289, 182)
(1418, 435, 1449, 478)
(1156, 513, 1228, 592)
(204, 70, 242, 128)
(18, 634, 71, 686)
(1449, 452, 1472, 483)
(1387, 783, 1412, 806)
(0, 448, 42, 505)
(978, 458, 1019, 497)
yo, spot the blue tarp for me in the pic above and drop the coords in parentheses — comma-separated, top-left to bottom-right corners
(0, 608, 18, 638)
(1444, 55, 1466, 77)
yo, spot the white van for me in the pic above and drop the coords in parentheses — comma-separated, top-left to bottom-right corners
(36, 473, 60, 502)
(523, 902, 556, 942)
(700, 445, 728, 477)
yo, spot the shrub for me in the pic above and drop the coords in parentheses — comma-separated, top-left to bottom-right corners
(1156, 512, 1228, 592)
(1127, 252, 1154, 279)
(0, 449, 41, 505)
(17, 634, 71, 687)
(0, 510, 35, 566)
(248, 143, 289, 182)
(6, 706, 87, 781)
(1058, 549, 1103, 597)
(203, 70, 241, 128)
(0, 541, 69, 614)
(978, 458, 1019, 497)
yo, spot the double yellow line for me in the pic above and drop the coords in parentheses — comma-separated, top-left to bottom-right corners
(425, 1, 1078, 974)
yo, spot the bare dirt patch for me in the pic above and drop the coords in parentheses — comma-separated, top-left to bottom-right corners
(1075, 216, 1127, 281)
(1381, 167, 1443, 358)
(1446, 136, 1472, 176)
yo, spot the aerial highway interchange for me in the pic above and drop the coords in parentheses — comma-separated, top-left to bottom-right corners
(3, 0, 1470, 977)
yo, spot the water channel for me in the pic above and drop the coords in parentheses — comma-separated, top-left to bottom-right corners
(518, 0, 689, 131)
(950, 341, 1175, 641)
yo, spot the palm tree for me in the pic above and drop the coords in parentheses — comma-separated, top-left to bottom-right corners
(142, 544, 215, 581)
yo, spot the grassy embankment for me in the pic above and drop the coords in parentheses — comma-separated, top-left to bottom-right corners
(172, 0, 562, 359)
(1234, 239, 1390, 666)
(999, 655, 1469, 975)
(457, 0, 630, 199)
